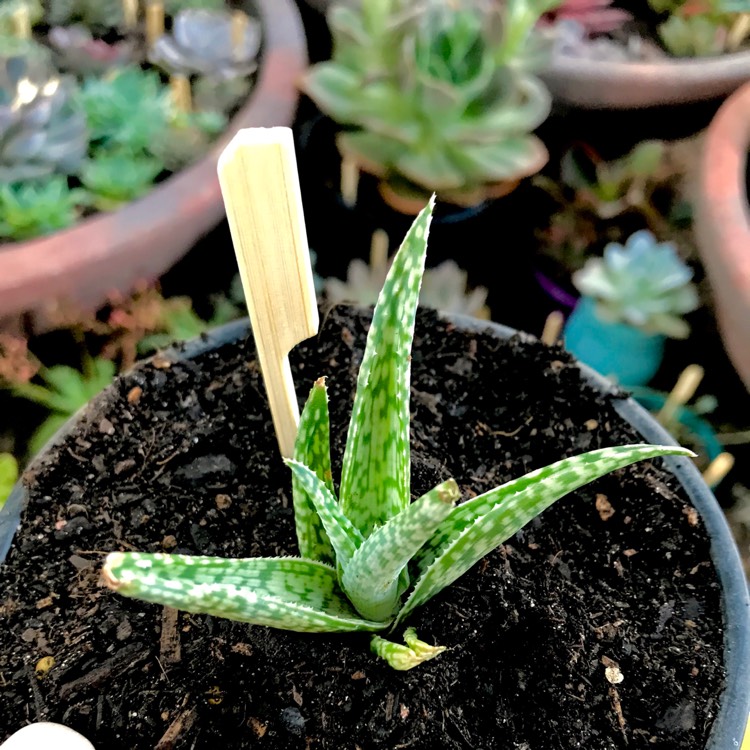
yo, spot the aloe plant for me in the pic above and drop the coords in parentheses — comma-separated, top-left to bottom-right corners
(103, 198, 693, 670)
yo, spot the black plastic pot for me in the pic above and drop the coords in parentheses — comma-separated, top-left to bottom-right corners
(0, 315, 748, 747)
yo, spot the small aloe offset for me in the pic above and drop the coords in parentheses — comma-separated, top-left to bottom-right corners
(103, 197, 693, 670)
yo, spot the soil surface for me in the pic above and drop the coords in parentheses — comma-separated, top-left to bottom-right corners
(0, 306, 725, 749)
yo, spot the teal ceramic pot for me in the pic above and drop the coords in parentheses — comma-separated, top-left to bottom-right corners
(564, 297, 665, 386)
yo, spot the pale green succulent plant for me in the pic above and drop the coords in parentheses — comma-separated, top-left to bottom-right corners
(302, 0, 555, 203)
(103, 199, 692, 670)
(648, 0, 750, 56)
(572, 229, 699, 338)
(326, 257, 490, 318)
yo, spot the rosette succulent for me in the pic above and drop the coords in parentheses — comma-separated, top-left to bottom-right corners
(148, 8, 261, 80)
(648, 0, 750, 56)
(48, 25, 135, 75)
(326, 257, 490, 318)
(302, 0, 555, 203)
(102, 199, 691, 670)
(572, 230, 699, 338)
(0, 56, 88, 182)
(44, 0, 131, 30)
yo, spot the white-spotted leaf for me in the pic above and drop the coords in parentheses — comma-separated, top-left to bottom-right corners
(103, 553, 386, 632)
(293, 378, 336, 563)
(339, 195, 436, 536)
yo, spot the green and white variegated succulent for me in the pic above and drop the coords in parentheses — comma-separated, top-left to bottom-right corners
(572, 229, 699, 338)
(302, 0, 555, 202)
(103, 198, 693, 670)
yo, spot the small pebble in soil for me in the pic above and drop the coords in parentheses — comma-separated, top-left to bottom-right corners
(279, 707, 306, 736)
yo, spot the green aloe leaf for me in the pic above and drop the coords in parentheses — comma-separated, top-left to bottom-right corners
(103, 553, 386, 633)
(342, 478, 460, 622)
(397, 444, 694, 622)
(293, 378, 336, 564)
(370, 627, 447, 671)
(340, 196, 435, 536)
(286, 460, 364, 568)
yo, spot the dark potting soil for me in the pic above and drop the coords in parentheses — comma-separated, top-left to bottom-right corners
(0, 306, 724, 749)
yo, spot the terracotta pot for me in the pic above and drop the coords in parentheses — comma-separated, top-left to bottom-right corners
(542, 51, 750, 109)
(0, 0, 306, 329)
(692, 81, 750, 390)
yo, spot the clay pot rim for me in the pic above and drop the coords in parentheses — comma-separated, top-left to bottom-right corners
(1, 310, 747, 747)
(692, 80, 750, 388)
(543, 49, 750, 108)
(0, 0, 306, 320)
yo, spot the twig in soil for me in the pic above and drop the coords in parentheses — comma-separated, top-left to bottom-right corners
(155, 705, 198, 750)
(160, 606, 182, 665)
(59, 642, 148, 700)
(609, 686, 628, 744)
(24, 663, 47, 720)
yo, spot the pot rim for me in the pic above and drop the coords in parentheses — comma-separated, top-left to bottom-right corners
(0, 312, 747, 747)
(542, 49, 750, 108)
(0, 0, 306, 321)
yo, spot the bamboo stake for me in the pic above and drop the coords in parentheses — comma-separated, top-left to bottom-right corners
(727, 13, 750, 52)
(340, 156, 360, 208)
(122, 0, 138, 30)
(657, 364, 704, 425)
(702, 452, 735, 488)
(370, 229, 389, 273)
(541, 311, 564, 346)
(12, 4, 31, 39)
(145, 0, 165, 46)
(218, 128, 319, 458)
(169, 74, 192, 112)
(231, 9, 249, 60)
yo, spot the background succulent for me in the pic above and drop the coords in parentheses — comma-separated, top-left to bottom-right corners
(0, 178, 85, 241)
(148, 8, 261, 80)
(80, 66, 171, 154)
(326, 258, 490, 319)
(0, 56, 89, 183)
(48, 25, 136, 75)
(80, 151, 163, 211)
(648, 0, 750, 55)
(303, 0, 555, 201)
(0, 0, 44, 35)
(539, 0, 632, 34)
(572, 229, 699, 337)
(44, 0, 129, 30)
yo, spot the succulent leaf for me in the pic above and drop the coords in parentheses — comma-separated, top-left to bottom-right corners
(371, 627, 447, 670)
(103, 553, 386, 633)
(340, 196, 435, 536)
(398, 443, 695, 622)
(293, 379, 336, 564)
(285, 460, 363, 569)
(342, 479, 460, 622)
